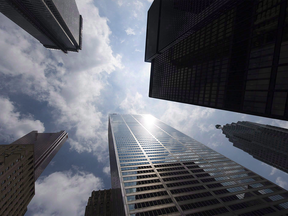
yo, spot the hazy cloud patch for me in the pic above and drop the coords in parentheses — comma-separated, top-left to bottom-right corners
(119, 92, 146, 114)
(103, 166, 110, 176)
(0, 96, 45, 142)
(276, 177, 288, 189)
(125, 27, 136, 35)
(29, 169, 103, 216)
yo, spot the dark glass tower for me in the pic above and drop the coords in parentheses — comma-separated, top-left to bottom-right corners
(109, 114, 288, 215)
(145, 0, 288, 121)
(0, 0, 83, 53)
(11, 130, 68, 180)
(217, 121, 288, 174)
(0, 130, 67, 216)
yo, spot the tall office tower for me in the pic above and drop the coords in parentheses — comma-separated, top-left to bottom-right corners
(0, 144, 34, 216)
(145, 0, 288, 121)
(109, 114, 288, 216)
(11, 130, 68, 180)
(0, 0, 83, 53)
(0, 131, 67, 216)
(216, 121, 288, 174)
(85, 189, 113, 216)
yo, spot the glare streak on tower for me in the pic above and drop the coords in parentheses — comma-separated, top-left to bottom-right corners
(109, 114, 288, 216)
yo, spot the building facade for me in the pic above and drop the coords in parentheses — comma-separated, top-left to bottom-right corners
(11, 131, 68, 180)
(0, 131, 67, 216)
(0, 0, 83, 53)
(109, 114, 288, 215)
(0, 144, 34, 216)
(145, 0, 288, 121)
(218, 121, 288, 174)
(85, 189, 113, 216)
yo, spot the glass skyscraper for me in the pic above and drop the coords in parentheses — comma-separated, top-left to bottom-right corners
(217, 121, 288, 174)
(145, 0, 288, 121)
(0, 130, 68, 216)
(0, 0, 82, 53)
(109, 114, 288, 216)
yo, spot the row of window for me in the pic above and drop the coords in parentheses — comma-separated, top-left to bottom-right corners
(124, 179, 160, 187)
(128, 198, 172, 211)
(126, 184, 164, 194)
(130, 206, 178, 216)
(127, 191, 168, 202)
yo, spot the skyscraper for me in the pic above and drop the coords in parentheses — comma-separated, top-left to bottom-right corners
(109, 114, 288, 215)
(85, 189, 113, 216)
(217, 121, 288, 174)
(0, 0, 83, 53)
(145, 0, 288, 121)
(11, 130, 68, 180)
(0, 144, 34, 216)
(0, 130, 68, 216)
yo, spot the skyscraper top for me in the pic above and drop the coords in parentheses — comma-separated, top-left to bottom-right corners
(11, 130, 68, 180)
(0, 0, 83, 53)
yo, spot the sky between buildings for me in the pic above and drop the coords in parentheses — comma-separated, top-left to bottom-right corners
(0, 0, 287, 215)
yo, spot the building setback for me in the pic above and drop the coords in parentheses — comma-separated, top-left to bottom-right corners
(109, 114, 288, 215)
(145, 0, 288, 121)
(0, 0, 83, 53)
(85, 189, 113, 216)
(217, 121, 288, 174)
(0, 131, 68, 216)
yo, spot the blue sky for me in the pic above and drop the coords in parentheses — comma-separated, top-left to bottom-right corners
(0, 0, 288, 215)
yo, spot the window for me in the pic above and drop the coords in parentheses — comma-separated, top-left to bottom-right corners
(171, 185, 205, 195)
(186, 207, 229, 216)
(181, 199, 219, 210)
(128, 198, 172, 210)
(175, 192, 212, 202)
(125, 185, 164, 194)
(127, 191, 168, 202)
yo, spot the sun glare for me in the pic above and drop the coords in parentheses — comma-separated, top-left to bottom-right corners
(143, 114, 155, 126)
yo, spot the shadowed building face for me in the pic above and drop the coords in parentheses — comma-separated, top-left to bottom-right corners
(145, 0, 288, 121)
(0, 0, 83, 53)
(0, 131, 68, 216)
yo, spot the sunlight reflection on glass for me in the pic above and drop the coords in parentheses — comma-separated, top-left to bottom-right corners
(143, 114, 156, 127)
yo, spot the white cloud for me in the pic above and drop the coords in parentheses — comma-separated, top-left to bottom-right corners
(160, 104, 215, 135)
(270, 167, 277, 176)
(133, 0, 143, 9)
(198, 123, 215, 133)
(276, 177, 288, 189)
(28, 169, 103, 216)
(0, 97, 45, 142)
(103, 166, 110, 175)
(0, 0, 122, 158)
(119, 92, 146, 114)
(125, 27, 136, 35)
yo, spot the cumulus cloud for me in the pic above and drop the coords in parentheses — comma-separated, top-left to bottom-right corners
(0, 97, 45, 142)
(160, 104, 215, 135)
(103, 166, 110, 175)
(28, 169, 103, 216)
(125, 27, 136, 35)
(276, 177, 288, 189)
(270, 167, 277, 176)
(119, 92, 146, 114)
(0, 0, 122, 158)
